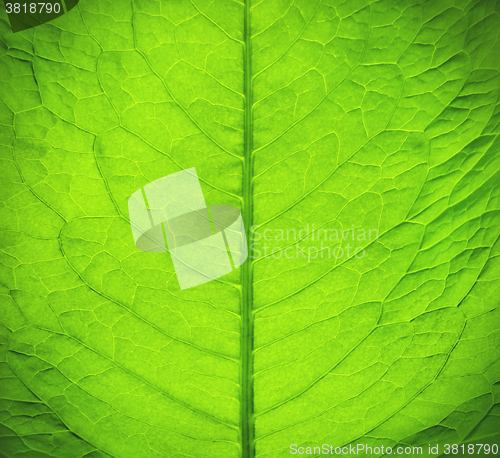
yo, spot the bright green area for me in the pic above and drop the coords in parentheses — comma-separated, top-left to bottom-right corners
(1, 1, 500, 457)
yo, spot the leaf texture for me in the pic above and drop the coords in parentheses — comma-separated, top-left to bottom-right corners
(0, 1, 500, 457)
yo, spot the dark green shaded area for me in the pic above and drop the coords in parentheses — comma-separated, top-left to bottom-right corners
(3, 0, 78, 32)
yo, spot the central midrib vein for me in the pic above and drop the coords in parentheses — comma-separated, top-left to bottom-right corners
(241, 0, 254, 456)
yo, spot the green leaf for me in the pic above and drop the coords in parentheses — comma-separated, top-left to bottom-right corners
(1, 1, 500, 457)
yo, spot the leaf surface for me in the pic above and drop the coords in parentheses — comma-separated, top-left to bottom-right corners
(0, 1, 499, 457)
